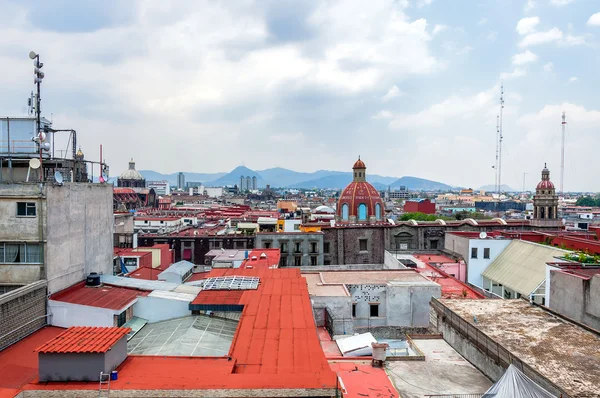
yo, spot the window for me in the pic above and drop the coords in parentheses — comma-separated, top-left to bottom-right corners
(484, 248, 490, 259)
(375, 203, 381, 220)
(359, 239, 368, 252)
(471, 247, 478, 259)
(310, 242, 318, 253)
(280, 242, 288, 253)
(115, 311, 127, 327)
(0, 243, 41, 263)
(369, 304, 379, 317)
(235, 241, 246, 249)
(357, 203, 367, 221)
(279, 256, 287, 267)
(323, 242, 330, 254)
(293, 224, 301, 231)
(324, 259, 331, 265)
(264, 241, 271, 249)
(294, 242, 302, 253)
(352, 303, 357, 318)
(342, 203, 349, 221)
(310, 256, 318, 266)
(294, 256, 302, 266)
(430, 240, 438, 250)
(17, 202, 36, 217)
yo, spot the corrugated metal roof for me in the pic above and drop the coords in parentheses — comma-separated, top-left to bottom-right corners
(482, 240, 569, 296)
(36, 327, 130, 354)
(50, 281, 148, 310)
(158, 260, 194, 276)
(102, 275, 180, 291)
(148, 290, 197, 302)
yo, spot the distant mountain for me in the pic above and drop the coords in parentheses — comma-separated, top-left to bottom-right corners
(138, 166, 455, 191)
(479, 184, 515, 192)
(390, 176, 453, 191)
(207, 166, 267, 187)
(139, 170, 226, 185)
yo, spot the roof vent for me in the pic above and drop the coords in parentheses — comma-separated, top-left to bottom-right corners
(260, 253, 267, 258)
(251, 256, 257, 261)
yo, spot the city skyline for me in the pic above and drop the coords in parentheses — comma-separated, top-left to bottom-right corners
(1, 0, 599, 190)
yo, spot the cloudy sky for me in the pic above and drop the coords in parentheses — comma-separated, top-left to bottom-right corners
(1, 0, 599, 191)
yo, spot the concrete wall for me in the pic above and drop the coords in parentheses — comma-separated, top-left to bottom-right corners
(347, 283, 388, 327)
(386, 283, 441, 327)
(39, 352, 105, 382)
(0, 184, 47, 284)
(0, 281, 47, 350)
(384, 250, 407, 269)
(133, 296, 191, 323)
(45, 183, 113, 294)
(48, 300, 117, 328)
(310, 295, 354, 336)
(104, 336, 128, 373)
(444, 234, 469, 262)
(549, 271, 600, 330)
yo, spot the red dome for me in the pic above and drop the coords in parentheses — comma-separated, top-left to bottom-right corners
(353, 159, 366, 169)
(536, 180, 555, 189)
(337, 181, 384, 222)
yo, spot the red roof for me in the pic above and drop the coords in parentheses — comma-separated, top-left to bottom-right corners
(50, 281, 149, 310)
(126, 265, 165, 281)
(352, 158, 366, 169)
(36, 327, 131, 354)
(337, 181, 385, 220)
(192, 290, 244, 305)
(536, 180, 555, 189)
(239, 249, 281, 269)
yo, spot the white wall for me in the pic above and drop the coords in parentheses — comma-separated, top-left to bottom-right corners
(467, 239, 511, 288)
(133, 296, 191, 323)
(545, 264, 561, 307)
(204, 187, 223, 198)
(49, 300, 117, 328)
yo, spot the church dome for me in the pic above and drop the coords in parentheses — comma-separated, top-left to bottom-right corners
(119, 158, 144, 180)
(337, 158, 385, 222)
(536, 163, 555, 190)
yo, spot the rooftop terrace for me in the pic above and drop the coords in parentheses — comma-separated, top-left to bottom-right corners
(439, 299, 600, 397)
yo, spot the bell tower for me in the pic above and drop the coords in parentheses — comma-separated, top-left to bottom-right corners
(531, 163, 561, 229)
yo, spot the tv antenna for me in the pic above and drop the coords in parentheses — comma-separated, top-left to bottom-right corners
(560, 111, 566, 196)
(26, 158, 41, 182)
(497, 83, 504, 194)
(54, 171, 64, 185)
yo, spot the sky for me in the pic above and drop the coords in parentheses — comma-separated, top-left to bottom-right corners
(1, 0, 599, 191)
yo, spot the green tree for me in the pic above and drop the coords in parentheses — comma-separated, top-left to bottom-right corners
(400, 212, 439, 221)
(576, 196, 597, 207)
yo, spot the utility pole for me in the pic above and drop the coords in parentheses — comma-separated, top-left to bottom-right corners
(29, 51, 45, 181)
(560, 111, 566, 196)
(498, 83, 505, 195)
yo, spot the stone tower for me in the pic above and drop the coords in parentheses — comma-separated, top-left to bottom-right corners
(531, 163, 561, 229)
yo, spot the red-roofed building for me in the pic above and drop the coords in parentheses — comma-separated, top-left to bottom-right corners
(125, 265, 165, 281)
(48, 282, 148, 328)
(403, 198, 436, 215)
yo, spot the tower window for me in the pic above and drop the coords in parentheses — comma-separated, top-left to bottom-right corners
(342, 203, 349, 220)
(359, 239, 368, 252)
(358, 203, 367, 221)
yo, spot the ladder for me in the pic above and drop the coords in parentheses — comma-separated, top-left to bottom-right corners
(98, 372, 110, 397)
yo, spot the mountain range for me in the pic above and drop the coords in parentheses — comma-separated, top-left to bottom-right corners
(138, 166, 455, 191)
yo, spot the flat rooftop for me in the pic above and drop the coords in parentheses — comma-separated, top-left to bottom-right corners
(319, 270, 435, 285)
(386, 338, 492, 397)
(439, 299, 600, 397)
(50, 281, 149, 310)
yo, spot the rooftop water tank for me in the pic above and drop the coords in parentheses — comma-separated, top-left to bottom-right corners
(86, 272, 101, 287)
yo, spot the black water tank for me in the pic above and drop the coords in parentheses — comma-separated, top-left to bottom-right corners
(86, 272, 101, 287)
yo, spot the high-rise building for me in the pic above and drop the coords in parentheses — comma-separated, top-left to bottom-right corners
(177, 172, 185, 191)
(252, 176, 257, 190)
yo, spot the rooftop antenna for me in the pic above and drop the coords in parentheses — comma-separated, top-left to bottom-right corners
(560, 111, 566, 196)
(494, 115, 499, 193)
(498, 82, 505, 194)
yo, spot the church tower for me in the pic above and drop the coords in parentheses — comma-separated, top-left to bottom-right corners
(531, 163, 561, 228)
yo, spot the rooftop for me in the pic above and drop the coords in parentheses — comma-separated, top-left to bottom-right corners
(318, 270, 436, 285)
(50, 281, 149, 310)
(125, 265, 165, 281)
(37, 327, 130, 354)
(439, 299, 600, 397)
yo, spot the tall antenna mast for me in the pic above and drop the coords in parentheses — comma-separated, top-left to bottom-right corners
(560, 111, 566, 196)
(498, 83, 505, 194)
(495, 115, 500, 193)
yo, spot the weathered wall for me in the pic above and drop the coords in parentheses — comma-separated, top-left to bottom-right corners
(0, 184, 47, 284)
(133, 296, 191, 323)
(384, 250, 407, 269)
(255, 232, 323, 266)
(0, 281, 47, 350)
(549, 271, 600, 330)
(104, 336, 128, 373)
(45, 183, 113, 294)
(310, 296, 354, 336)
(444, 234, 469, 261)
(347, 283, 388, 327)
(386, 283, 441, 327)
(323, 226, 387, 265)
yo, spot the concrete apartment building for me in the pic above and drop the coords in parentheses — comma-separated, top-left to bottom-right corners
(255, 231, 324, 266)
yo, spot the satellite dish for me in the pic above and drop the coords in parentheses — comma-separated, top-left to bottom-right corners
(479, 232, 487, 239)
(29, 158, 41, 169)
(54, 171, 63, 185)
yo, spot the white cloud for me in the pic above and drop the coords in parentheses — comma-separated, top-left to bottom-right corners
(417, 0, 434, 7)
(432, 24, 447, 36)
(500, 68, 527, 80)
(524, 0, 536, 12)
(477, 18, 487, 26)
(562, 34, 586, 46)
(550, 0, 575, 6)
(516, 17, 540, 35)
(543, 62, 554, 72)
(588, 12, 600, 26)
(512, 50, 538, 65)
(568, 76, 578, 83)
(382, 85, 404, 102)
(486, 31, 498, 41)
(372, 110, 394, 119)
(519, 28, 563, 47)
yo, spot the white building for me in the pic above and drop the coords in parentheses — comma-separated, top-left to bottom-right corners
(157, 260, 195, 284)
(147, 180, 170, 195)
(204, 187, 223, 198)
(134, 216, 182, 233)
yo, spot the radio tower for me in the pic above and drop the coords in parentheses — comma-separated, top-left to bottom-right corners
(560, 111, 566, 196)
(497, 83, 505, 194)
(494, 115, 499, 193)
